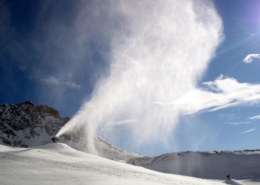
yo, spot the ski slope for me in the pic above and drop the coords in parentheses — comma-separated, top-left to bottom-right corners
(0, 143, 259, 185)
(0, 143, 223, 185)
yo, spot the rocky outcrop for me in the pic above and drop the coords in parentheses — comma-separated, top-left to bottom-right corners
(0, 101, 69, 147)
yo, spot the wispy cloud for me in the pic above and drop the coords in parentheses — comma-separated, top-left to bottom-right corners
(225, 121, 250, 125)
(42, 76, 60, 86)
(243, 54, 260, 63)
(240, 129, 255, 134)
(219, 114, 240, 121)
(65, 82, 81, 89)
(166, 75, 260, 115)
(42, 76, 80, 89)
(249, 115, 260, 120)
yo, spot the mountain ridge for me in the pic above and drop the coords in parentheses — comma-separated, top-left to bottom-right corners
(0, 101, 141, 161)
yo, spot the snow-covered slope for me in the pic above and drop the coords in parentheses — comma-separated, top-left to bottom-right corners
(0, 143, 226, 185)
(130, 150, 260, 180)
(1, 101, 260, 183)
(0, 101, 141, 161)
(59, 128, 141, 161)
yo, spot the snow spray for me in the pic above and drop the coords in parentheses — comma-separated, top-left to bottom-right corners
(56, 0, 223, 154)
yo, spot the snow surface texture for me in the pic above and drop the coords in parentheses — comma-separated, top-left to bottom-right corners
(0, 143, 227, 185)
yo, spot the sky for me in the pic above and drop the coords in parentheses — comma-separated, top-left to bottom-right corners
(0, 0, 260, 156)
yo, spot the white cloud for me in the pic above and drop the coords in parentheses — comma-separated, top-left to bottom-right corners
(240, 129, 255, 134)
(42, 76, 80, 89)
(249, 115, 260, 120)
(225, 121, 250, 125)
(42, 76, 60, 86)
(243, 54, 260, 63)
(216, 74, 224, 80)
(168, 76, 260, 115)
(65, 82, 81, 89)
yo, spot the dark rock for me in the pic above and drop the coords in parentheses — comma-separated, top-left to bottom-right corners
(0, 101, 69, 147)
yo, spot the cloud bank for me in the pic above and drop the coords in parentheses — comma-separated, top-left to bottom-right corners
(57, 0, 223, 153)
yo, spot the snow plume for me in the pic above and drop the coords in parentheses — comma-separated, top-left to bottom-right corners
(57, 0, 223, 153)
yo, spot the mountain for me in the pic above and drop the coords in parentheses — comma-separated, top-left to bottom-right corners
(130, 150, 260, 180)
(1, 101, 260, 182)
(0, 101, 140, 161)
(0, 101, 69, 147)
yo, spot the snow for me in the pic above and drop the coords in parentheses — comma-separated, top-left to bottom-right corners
(1, 102, 259, 184)
(133, 150, 260, 180)
(0, 101, 142, 164)
(0, 143, 226, 185)
(226, 179, 246, 185)
(1, 143, 260, 185)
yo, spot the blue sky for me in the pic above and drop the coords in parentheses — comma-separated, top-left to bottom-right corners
(0, 0, 260, 156)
